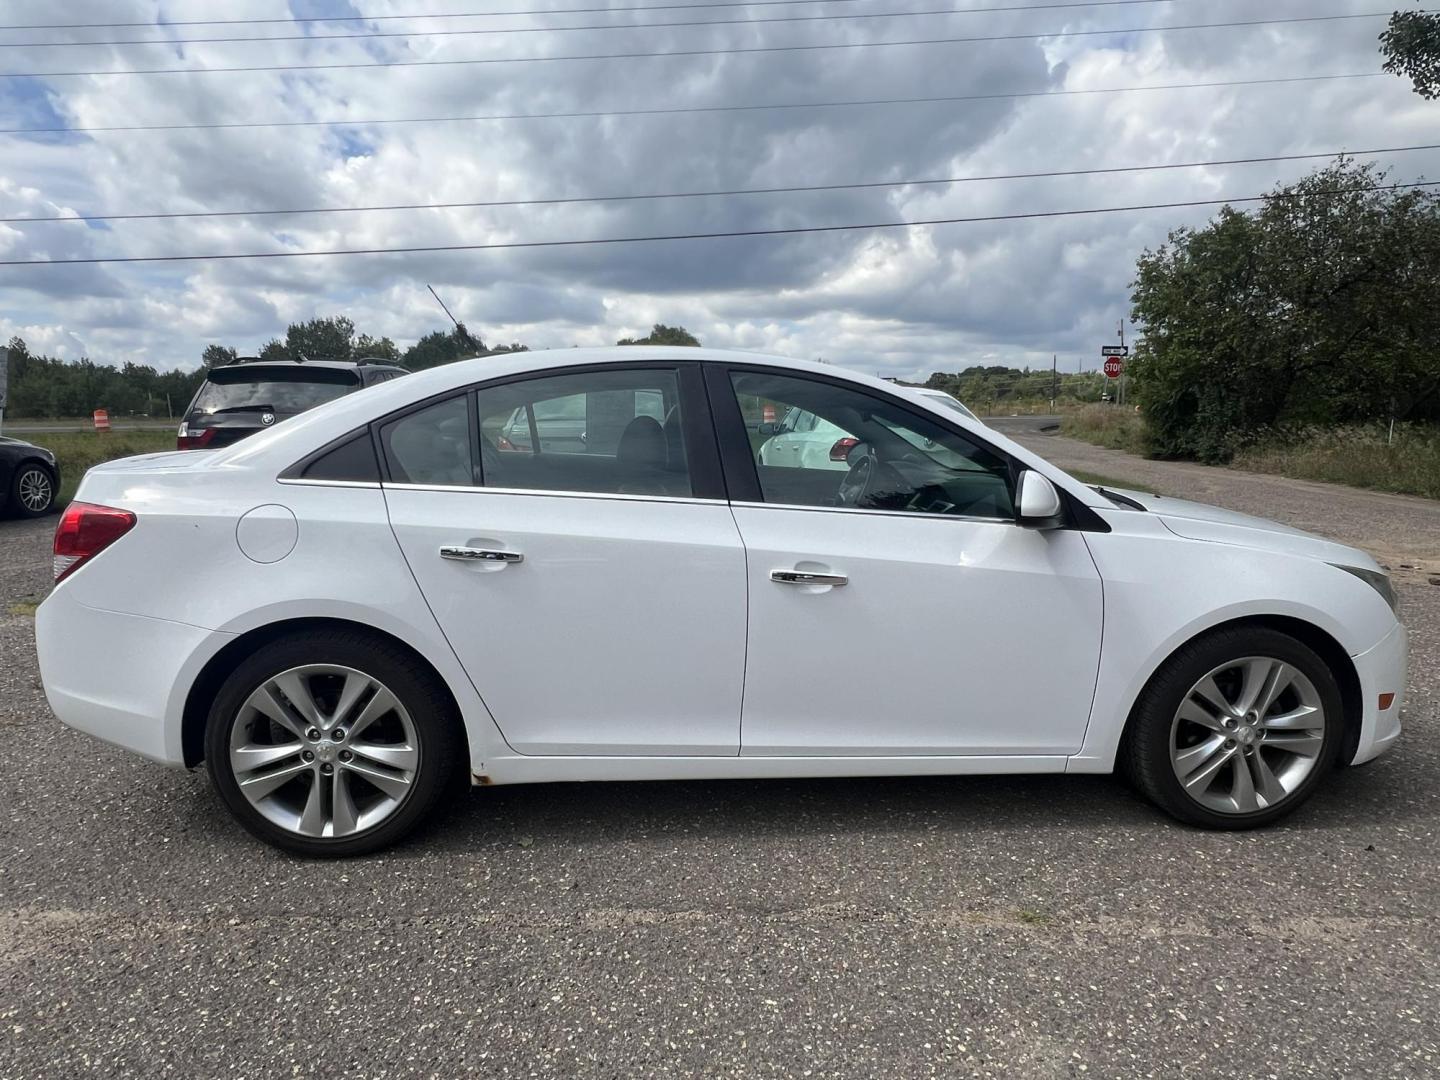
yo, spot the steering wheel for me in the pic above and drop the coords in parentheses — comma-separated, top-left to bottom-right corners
(836, 452, 872, 507)
(837, 448, 912, 509)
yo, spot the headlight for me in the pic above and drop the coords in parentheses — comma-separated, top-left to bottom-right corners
(1330, 564, 1400, 615)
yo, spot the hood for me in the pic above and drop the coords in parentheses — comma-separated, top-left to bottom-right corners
(1104, 487, 1382, 572)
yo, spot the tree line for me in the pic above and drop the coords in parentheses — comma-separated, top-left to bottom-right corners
(1129, 159, 1440, 462)
(1, 320, 702, 419)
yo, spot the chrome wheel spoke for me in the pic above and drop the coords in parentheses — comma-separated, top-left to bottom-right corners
(232, 742, 304, 770)
(272, 671, 325, 729)
(1177, 698, 1228, 734)
(1174, 734, 1226, 774)
(297, 774, 327, 836)
(236, 758, 310, 801)
(342, 757, 413, 801)
(333, 771, 360, 836)
(347, 687, 399, 741)
(350, 741, 418, 771)
(1182, 743, 1236, 795)
(1229, 748, 1259, 812)
(1191, 676, 1235, 719)
(1260, 705, 1320, 731)
(244, 684, 307, 740)
(1249, 751, 1288, 806)
(1263, 731, 1325, 759)
(331, 672, 374, 731)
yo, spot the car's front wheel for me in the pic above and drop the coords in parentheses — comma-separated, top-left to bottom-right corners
(205, 629, 464, 856)
(10, 463, 56, 518)
(1125, 627, 1344, 829)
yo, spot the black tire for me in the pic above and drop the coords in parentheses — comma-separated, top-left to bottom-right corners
(204, 628, 465, 857)
(1124, 626, 1344, 830)
(10, 462, 56, 518)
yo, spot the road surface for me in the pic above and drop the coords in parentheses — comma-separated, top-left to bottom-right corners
(1, 447, 1437, 1078)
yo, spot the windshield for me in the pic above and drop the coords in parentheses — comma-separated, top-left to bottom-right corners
(191, 367, 357, 416)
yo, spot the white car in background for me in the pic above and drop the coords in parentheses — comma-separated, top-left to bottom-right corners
(758, 388, 980, 472)
(35, 347, 1405, 856)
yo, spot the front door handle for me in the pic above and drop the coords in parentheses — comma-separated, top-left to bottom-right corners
(770, 569, 847, 586)
(440, 546, 524, 564)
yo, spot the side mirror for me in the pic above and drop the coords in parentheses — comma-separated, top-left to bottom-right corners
(1016, 470, 1064, 528)
(757, 421, 780, 437)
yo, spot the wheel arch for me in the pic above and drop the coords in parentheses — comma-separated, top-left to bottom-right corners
(1117, 614, 1363, 767)
(181, 616, 468, 767)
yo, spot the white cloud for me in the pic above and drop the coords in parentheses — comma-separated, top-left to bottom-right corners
(1, 0, 1436, 377)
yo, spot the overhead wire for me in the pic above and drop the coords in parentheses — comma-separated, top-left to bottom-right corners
(5, 182, 1435, 267)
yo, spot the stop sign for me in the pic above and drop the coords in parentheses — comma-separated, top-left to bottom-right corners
(1103, 356, 1124, 379)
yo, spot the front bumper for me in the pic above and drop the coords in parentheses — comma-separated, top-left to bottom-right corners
(1349, 619, 1407, 765)
(35, 586, 228, 767)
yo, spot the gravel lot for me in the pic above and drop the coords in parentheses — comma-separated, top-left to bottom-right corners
(2, 453, 1437, 1078)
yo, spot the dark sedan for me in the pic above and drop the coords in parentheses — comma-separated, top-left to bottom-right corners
(0, 436, 60, 517)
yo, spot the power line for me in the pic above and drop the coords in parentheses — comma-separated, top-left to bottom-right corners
(7, 0, 1192, 48)
(0, 72, 1386, 136)
(1, 13, 1393, 78)
(5, 182, 1434, 267)
(0, 0, 1172, 31)
(9, 143, 1435, 225)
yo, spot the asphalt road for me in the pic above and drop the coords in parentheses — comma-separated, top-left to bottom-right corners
(2, 458, 1438, 1078)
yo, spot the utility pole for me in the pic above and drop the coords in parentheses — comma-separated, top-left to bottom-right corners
(1117, 319, 1127, 407)
(1050, 354, 1057, 412)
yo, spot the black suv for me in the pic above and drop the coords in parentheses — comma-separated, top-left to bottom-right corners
(177, 358, 408, 450)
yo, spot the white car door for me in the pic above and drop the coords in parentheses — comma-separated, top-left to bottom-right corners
(715, 367, 1104, 758)
(381, 365, 747, 756)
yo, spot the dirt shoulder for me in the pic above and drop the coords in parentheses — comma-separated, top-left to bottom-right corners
(1010, 431, 1440, 581)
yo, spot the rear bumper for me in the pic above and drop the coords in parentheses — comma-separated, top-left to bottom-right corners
(1349, 620, 1407, 765)
(35, 587, 228, 767)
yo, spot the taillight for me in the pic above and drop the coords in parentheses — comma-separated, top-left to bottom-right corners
(829, 437, 861, 461)
(176, 421, 215, 450)
(53, 502, 137, 583)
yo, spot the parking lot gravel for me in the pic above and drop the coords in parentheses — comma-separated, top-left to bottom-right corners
(2, 460, 1437, 1078)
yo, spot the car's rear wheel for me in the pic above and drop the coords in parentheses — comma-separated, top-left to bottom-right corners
(11, 463, 56, 518)
(1125, 627, 1343, 829)
(205, 630, 464, 856)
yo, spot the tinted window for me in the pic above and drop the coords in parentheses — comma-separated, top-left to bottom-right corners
(301, 432, 380, 482)
(730, 371, 1014, 519)
(477, 370, 690, 497)
(380, 396, 474, 486)
(192, 366, 358, 415)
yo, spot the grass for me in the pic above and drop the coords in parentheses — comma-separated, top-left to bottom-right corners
(6, 601, 38, 618)
(1233, 423, 1440, 501)
(35, 430, 177, 504)
(1059, 404, 1150, 454)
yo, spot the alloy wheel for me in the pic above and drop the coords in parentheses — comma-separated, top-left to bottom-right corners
(17, 468, 53, 513)
(1169, 656, 1327, 815)
(228, 664, 420, 839)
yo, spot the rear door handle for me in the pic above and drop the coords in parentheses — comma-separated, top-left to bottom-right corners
(440, 546, 524, 564)
(770, 569, 847, 586)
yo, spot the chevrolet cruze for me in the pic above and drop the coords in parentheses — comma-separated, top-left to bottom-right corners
(35, 348, 1406, 856)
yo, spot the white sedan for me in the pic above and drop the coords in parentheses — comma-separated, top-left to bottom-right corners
(36, 347, 1406, 856)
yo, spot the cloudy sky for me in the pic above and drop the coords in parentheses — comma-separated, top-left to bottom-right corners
(1, 0, 1436, 379)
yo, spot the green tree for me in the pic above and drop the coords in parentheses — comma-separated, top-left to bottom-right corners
(354, 333, 400, 362)
(284, 315, 355, 363)
(1381, 6, 1440, 98)
(201, 344, 237, 368)
(258, 338, 290, 362)
(1130, 159, 1440, 461)
(617, 323, 701, 347)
